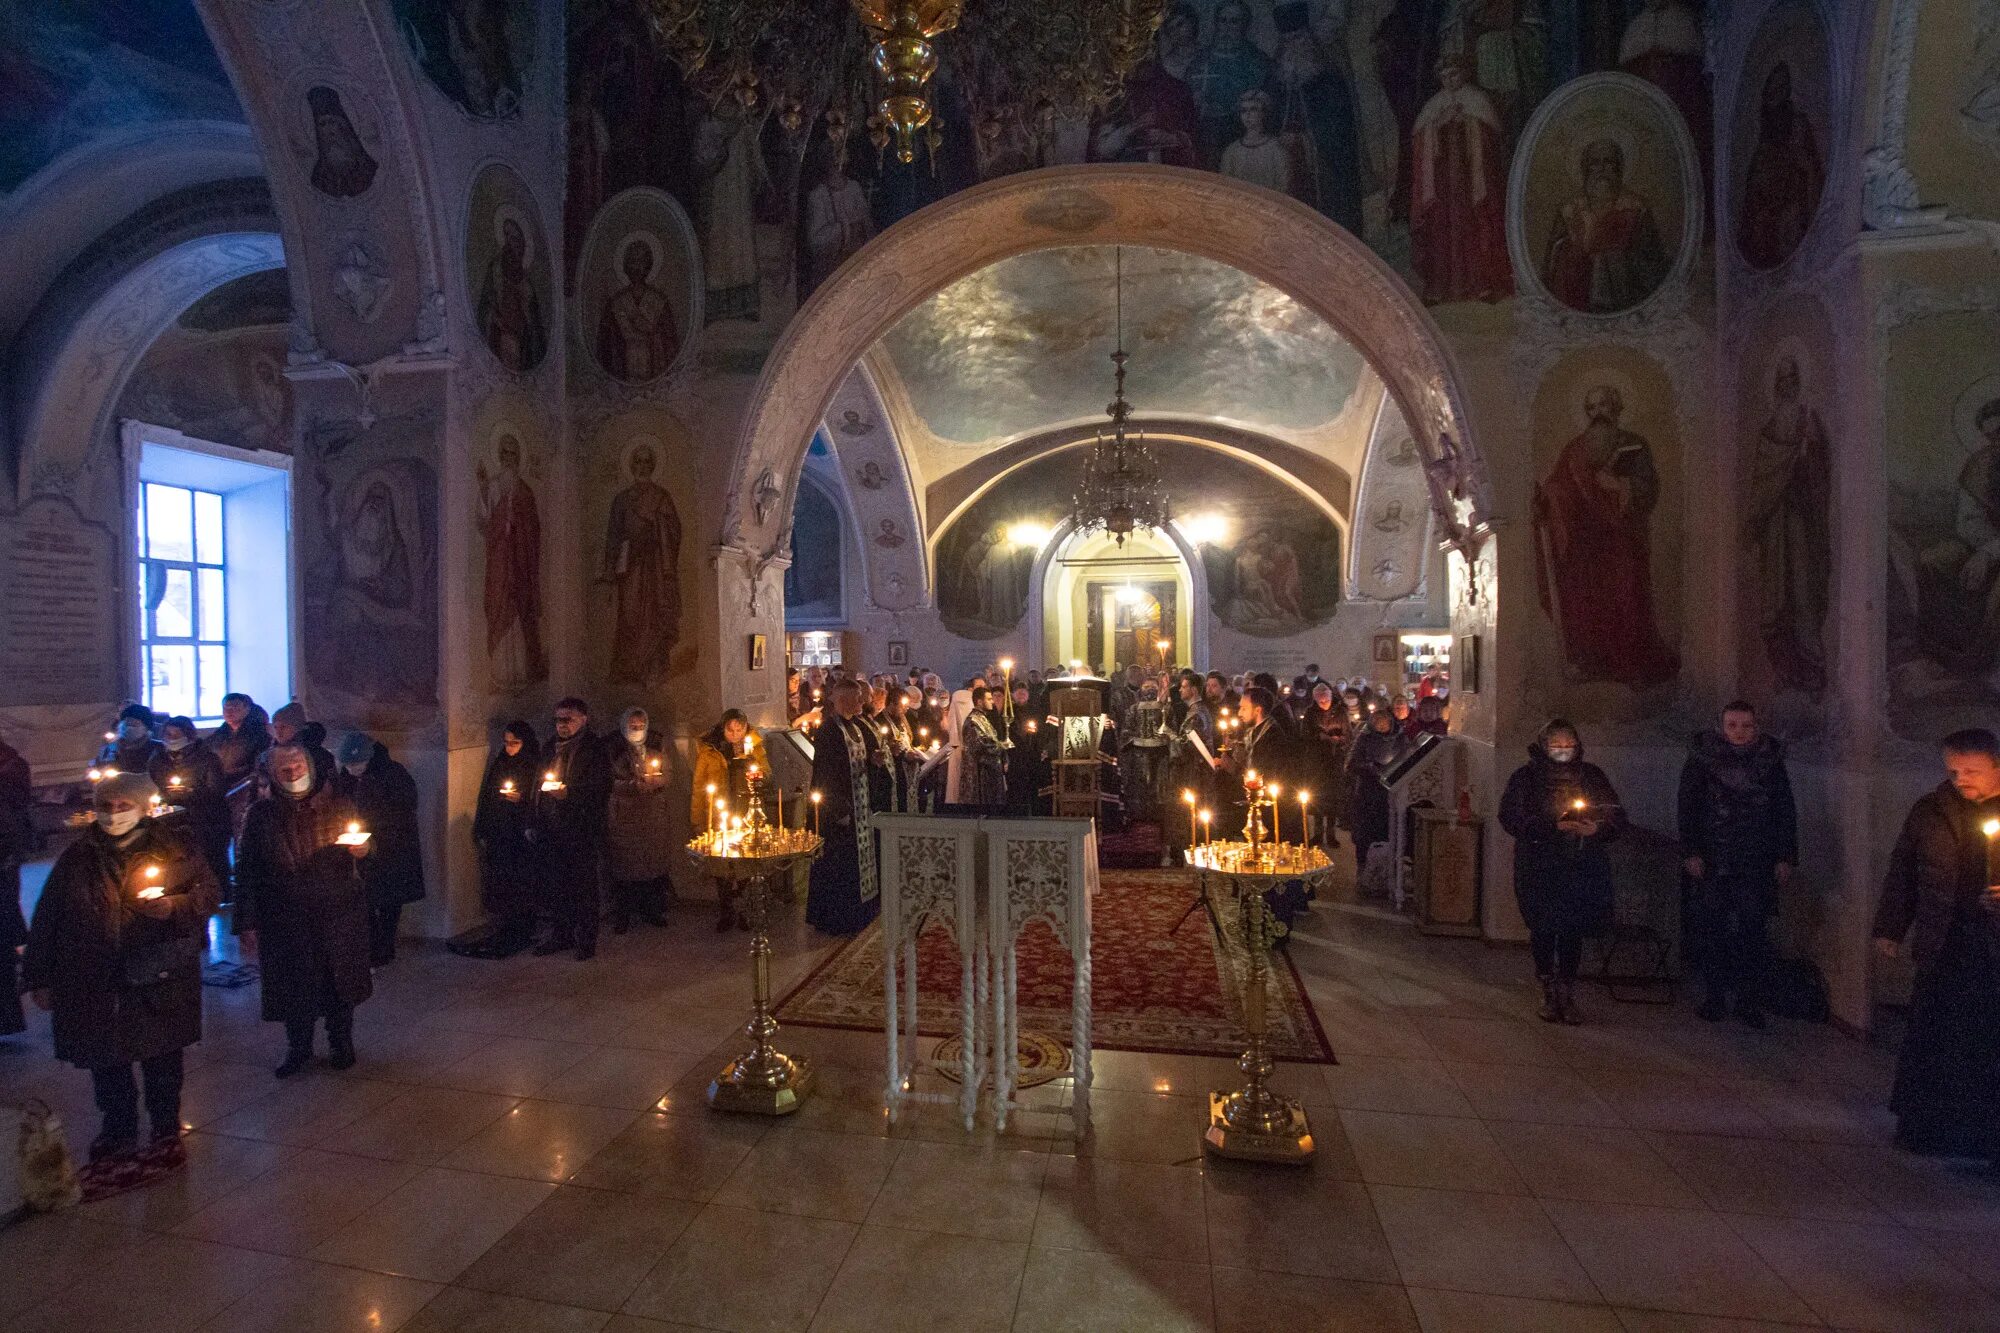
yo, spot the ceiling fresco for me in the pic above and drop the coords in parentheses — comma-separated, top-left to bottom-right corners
(876, 246, 1367, 446)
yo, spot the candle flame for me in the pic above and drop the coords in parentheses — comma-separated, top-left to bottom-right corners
(1985, 818, 2000, 839)
(811, 791, 822, 804)
(1182, 790, 1195, 805)
(1299, 790, 1311, 804)
(1572, 798, 1587, 811)
(145, 864, 161, 879)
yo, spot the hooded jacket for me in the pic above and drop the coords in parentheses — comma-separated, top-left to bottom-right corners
(1676, 730, 1797, 877)
(1498, 739, 1625, 936)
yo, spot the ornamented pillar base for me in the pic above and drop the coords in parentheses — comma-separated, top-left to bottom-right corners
(1203, 1090, 1314, 1163)
(708, 1052, 815, 1116)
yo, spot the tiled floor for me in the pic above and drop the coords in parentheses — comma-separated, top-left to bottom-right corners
(3, 884, 1999, 1333)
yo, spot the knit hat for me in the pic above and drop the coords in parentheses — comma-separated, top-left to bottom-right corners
(335, 731, 376, 768)
(118, 702, 155, 726)
(95, 770, 159, 810)
(271, 702, 308, 729)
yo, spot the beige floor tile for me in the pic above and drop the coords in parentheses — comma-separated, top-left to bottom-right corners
(1921, 1225, 2000, 1294)
(1370, 1184, 1599, 1303)
(203, 1072, 405, 1145)
(1725, 1211, 2000, 1332)
(73, 1130, 293, 1232)
(7, 1233, 298, 1333)
(1413, 1016, 1569, 1068)
(459, 1184, 702, 1311)
(1544, 1024, 1705, 1076)
(1210, 1266, 1420, 1332)
(1611, 1312, 1829, 1332)
(1340, 1109, 1528, 1194)
(1033, 1155, 1209, 1262)
(1066, 1087, 1211, 1166)
(613, 1004, 759, 1055)
(1203, 1162, 1401, 1283)
(535, 1046, 708, 1111)
(1306, 997, 1439, 1059)
(441, 1098, 639, 1182)
(601, 1318, 718, 1333)
(400, 1286, 612, 1333)
(717, 1125, 899, 1222)
(778, 1060, 899, 1138)
(1011, 1246, 1217, 1332)
(425, 1037, 595, 1099)
(1405, 1287, 1625, 1333)
(318, 1086, 522, 1164)
(1581, 1071, 1779, 1139)
(177, 1059, 290, 1130)
(1445, 1060, 1625, 1127)
(0, 1213, 149, 1320)
(1316, 1057, 1476, 1117)
(173, 1147, 423, 1255)
(1805, 1142, 2000, 1233)
(308, 1165, 555, 1282)
(1087, 1048, 1242, 1098)
(195, 1260, 439, 1333)
(1540, 1199, 1816, 1324)
(1642, 1131, 1887, 1222)
(566, 1108, 768, 1200)
(808, 1224, 1027, 1332)
(1732, 1079, 1898, 1145)
(1485, 1121, 1705, 1209)
(338, 1024, 498, 1085)
(863, 1140, 1049, 1240)
(620, 1203, 857, 1332)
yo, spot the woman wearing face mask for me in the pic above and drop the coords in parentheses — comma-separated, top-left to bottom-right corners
(691, 709, 767, 930)
(472, 722, 541, 952)
(1499, 720, 1624, 1024)
(1346, 707, 1412, 875)
(23, 772, 219, 1167)
(1300, 682, 1349, 847)
(93, 703, 163, 779)
(234, 742, 373, 1076)
(148, 715, 231, 889)
(606, 707, 674, 933)
(333, 732, 425, 965)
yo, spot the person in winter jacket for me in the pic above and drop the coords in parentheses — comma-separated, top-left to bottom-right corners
(606, 707, 674, 933)
(91, 703, 163, 781)
(1345, 707, 1411, 873)
(149, 715, 232, 891)
(472, 721, 541, 949)
(691, 709, 767, 930)
(530, 698, 612, 959)
(2, 732, 33, 1039)
(1498, 720, 1625, 1024)
(24, 772, 219, 1163)
(1676, 701, 1797, 1025)
(1872, 728, 2000, 1162)
(334, 732, 426, 964)
(235, 743, 373, 1076)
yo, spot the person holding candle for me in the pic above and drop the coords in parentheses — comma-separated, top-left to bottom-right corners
(692, 709, 768, 930)
(1872, 728, 2000, 1162)
(25, 771, 219, 1166)
(1498, 720, 1624, 1024)
(235, 743, 373, 1076)
(146, 715, 231, 890)
(958, 685, 1009, 813)
(530, 698, 613, 959)
(334, 732, 426, 965)
(1299, 682, 1350, 847)
(606, 707, 675, 934)
(806, 679, 893, 935)
(1677, 701, 1798, 1026)
(257, 702, 335, 798)
(1, 732, 29, 1040)
(472, 721, 542, 954)
(1346, 705, 1412, 875)
(90, 704, 163, 783)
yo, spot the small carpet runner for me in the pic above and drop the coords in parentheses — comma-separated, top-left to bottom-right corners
(775, 869, 1336, 1063)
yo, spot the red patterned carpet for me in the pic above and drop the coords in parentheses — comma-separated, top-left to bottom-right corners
(774, 870, 1336, 1062)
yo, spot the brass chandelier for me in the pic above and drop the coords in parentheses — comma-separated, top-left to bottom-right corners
(646, 0, 1166, 163)
(1072, 247, 1168, 547)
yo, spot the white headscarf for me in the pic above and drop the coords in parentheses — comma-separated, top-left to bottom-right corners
(943, 688, 975, 804)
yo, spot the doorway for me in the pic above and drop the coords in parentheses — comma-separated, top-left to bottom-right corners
(1088, 580, 1177, 676)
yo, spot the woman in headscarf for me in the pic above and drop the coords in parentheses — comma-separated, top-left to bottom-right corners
(472, 720, 541, 951)
(149, 715, 232, 889)
(1298, 681, 1350, 846)
(1346, 706, 1411, 873)
(691, 709, 767, 930)
(24, 771, 219, 1166)
(606, 706, 674, 933)
(960, 685, 1009, 811)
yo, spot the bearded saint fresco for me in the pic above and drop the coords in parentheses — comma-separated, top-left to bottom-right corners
(476, 431, 547, 688)
(1744, 354, 1831, 693)
(593, 236, 680, 381)
(476, 212, 547, 373)
(1736, 60, 1825, 270)
(305, 86, 378, 199)
(1533, 383, 1680, 685)
(601, 441, 683, 682)
(1541, 137, 1670, 314)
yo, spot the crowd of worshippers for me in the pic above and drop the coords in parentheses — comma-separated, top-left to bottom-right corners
(2, 677, 1995, 1182)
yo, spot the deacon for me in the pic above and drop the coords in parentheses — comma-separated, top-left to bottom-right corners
(1873, 728, 2000, 1163)
(806, 679, 893, 935)
(531, 697, 612, 959)
(235, 743, 373, 1077)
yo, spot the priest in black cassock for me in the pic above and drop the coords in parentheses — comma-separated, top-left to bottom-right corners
(1873, 728, 2000, 1163)
(807, 679, 894, 935)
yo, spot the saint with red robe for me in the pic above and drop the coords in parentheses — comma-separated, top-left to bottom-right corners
(1541, 138, 1670, 313)
(1533, 384, 1680, 685)
(1735, 61, 1825, 270)
(476, 433, 547, 688)
(1410, 58, 1513, 303)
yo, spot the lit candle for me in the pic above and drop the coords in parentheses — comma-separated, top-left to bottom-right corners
(500, 778, 516, 798)
(336, 819, 371, 846)
(1199, 809, 1212, 846)
(811, 789, 822, 837)
(103, 731, 116, 743)
(541, 769, 563, 793)
(1182, 788, 1197, 847)
(167, 774, 184, 791)
(137, 863, 165, 901)
(1268, 782, 1283, 842)
(649, 755, 662, 774)
(1299, 790, 1311, 847)
(1984, 817, 2000, 887)
(706, 783, 717, 832)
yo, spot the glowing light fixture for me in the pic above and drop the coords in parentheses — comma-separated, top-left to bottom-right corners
(1071, 247, 1168, 547)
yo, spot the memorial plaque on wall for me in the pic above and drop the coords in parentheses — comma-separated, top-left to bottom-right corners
(0, 497, 120, 706)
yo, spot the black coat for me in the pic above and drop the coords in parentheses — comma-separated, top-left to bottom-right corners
(1676, 732, 1797, 878)
(1874, 782, 2000, 969)
(208, 717, 270, 789)
(236, 778, 373, 1021)
(337, 744, 426, 909)
(1498, 744, 1624, 936)
(149, 741, 232, 883)
(23, 823, 219, 1068)
(533, 731, 611, 853)
(473, 743, 541, 917)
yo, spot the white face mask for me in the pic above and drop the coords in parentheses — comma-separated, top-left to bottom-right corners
(117, 721, 148, 743)
(163, 735, 191, 753)
(1547, 746, 1578, 764)
(98, 807, 142, 837)
(278, 771, 313, 795)
(344, 761, 367, 777)
(625, 727, 647, 746)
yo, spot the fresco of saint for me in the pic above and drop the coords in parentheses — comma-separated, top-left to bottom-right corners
(601, 441, 683, 681)
(1541, 138, 1670, 313)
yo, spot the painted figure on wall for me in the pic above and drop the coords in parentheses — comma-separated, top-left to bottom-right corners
(1909, 395, 2000, 682)
(1619, 0, 1710, 198)
(1219, 90, 1294, 194)
(1190, 0, 1274, 161)
(1271, 2, 1363, 232)
(1089, 3, 1201, 167)
(1736, 61, 1825, 270)
(601, 441, 684, 682)
(1541, 138, 1670, 313)
(939, 521, 1035, 639)
(1442, 0, 1552, 135)
(1744, 354, 1832, 693)
(801, 143, 874, 296)
(1410, 57, 1513, 303)
(695, 99, 769, 323)
(305, 87, 378, 199)
(476, 431, 547, 689)
(1229, 526, 1308, 626)
(1533, 384, 1680, 685)
(476, 207, 548, 373)
(594, 234, 681, 381)
(565, 0, 695, 276)
(394, 0, 526, 120)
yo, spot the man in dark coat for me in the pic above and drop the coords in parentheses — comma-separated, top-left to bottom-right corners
(1677, 701, 1798, 1026)
(806, 680, 893, 935)
(1499, 720, 1625, 1024)
(149, 715, 232, 892)
(1873, 728, 2000, 1162)
(24, 772, 219, 1162)
(530, 697, 612, 960)
(335, 731, 426, 964)
(235, 743, 373, 1077)
(1, 732, 31, 1038)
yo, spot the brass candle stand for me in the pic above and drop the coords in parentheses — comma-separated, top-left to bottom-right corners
(687, 802, 822, 1116)
(1185, 838, 1338, 1164)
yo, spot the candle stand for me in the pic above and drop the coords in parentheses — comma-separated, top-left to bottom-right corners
(1185, 838, 1339, 1164)
(686, 813, 822, 1116)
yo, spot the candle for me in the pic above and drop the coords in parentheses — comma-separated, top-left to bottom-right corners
(500, 778, 516, 797)
(776, 782, 783, 829)
(1268, 783, 1283, 842)
(1299, 790, 1311, 847)
(104, 731, 116, 743)
(541, 769, 563, 793)
(167, 774, 184, 790)
(336, 819, 372, 846)
(811, 789, 822, 837)
(1199, 809, 1212, 846)
(1182, 789, 1197, 846)
(649, 756, 662, 774)
(705, 783, 717, 832)
(1984, 817, 2000, 886)
(137, 863, 165, 901)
